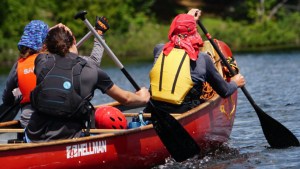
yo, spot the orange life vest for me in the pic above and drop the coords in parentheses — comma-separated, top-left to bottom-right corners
(17, 54, 38, 104)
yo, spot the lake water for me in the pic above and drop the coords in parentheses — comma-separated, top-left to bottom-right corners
(0, 51, 299, 168)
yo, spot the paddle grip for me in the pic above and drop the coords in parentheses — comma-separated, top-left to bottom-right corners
(74, 11, 88, 20)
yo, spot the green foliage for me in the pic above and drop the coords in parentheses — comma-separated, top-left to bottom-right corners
(106, 22, 169, 58)
(0, 0, 57, 61)
(0, 0, 155, 65)
(200, 12, 300, 52)
(245, 0, 292, 22)
(0, 0, 299, 68)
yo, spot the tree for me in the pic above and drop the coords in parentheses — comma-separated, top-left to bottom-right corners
(246, 0, 298, 22)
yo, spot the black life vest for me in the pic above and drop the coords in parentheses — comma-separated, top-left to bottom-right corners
(31, 54, 92, 120)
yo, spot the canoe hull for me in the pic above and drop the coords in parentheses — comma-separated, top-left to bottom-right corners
(0, 92, 237, 169)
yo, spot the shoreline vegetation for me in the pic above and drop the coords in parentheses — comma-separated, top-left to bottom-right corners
(0, 1, 299, 74)
(1, 16, 299, 71)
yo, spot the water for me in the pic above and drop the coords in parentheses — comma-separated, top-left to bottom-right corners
(0, 51, 300, 168)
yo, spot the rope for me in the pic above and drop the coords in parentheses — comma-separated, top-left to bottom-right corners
(200, 82, 216, 100)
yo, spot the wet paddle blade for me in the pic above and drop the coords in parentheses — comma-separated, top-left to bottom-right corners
(241, 87, 299, 148)
(254, 105, 300, 148)
(150, 104, 200, 162)
(197, 20, 299, 148)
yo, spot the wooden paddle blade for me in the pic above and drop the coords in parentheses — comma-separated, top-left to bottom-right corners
(254, 105, 300, 148)
(149, 104, 200, 162)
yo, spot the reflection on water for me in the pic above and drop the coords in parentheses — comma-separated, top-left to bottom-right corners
(0, 51, 299, 168)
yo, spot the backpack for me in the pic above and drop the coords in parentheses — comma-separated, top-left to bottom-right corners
(31, 54, 92, 120)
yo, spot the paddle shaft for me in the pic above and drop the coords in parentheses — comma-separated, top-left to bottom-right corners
(197, 20, 299, 148)
(75, 11, 200, 161)
(76, 31, 93, 48)
(197, 21, 258, 107)
(0, 97, 21, 122)
(75, 12, 140, 90)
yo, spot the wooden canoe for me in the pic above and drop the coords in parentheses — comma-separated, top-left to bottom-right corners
(0, 91, 237, 169)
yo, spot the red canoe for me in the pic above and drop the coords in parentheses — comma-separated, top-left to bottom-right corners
(0, 91, 237, 169)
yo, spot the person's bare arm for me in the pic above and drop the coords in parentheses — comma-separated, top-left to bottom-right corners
(106, 85, 150, 106)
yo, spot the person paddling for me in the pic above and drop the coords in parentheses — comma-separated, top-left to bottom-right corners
(144, 9, 245, 113)
(25, 24, 150, 142)
(1, 20, 49, 127)
(1, 17, 109, 127)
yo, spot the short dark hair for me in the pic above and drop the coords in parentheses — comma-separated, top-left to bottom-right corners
(45, 27, 74, 56)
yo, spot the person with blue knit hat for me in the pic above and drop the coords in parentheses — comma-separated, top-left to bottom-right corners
(1, 17, 110, 133)
(1, 16, 111, 144)
(18, 20, 49, 52)
(1, 20, 49, 131)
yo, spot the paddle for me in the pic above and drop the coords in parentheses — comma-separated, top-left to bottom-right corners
(197, 20, 299, 148)
(76, 31, 93, 48)
(74, 11, 140, 90)
(0, 97, 21, 122)
(75, 10, 200, 161)
(0, 31, 92, 123)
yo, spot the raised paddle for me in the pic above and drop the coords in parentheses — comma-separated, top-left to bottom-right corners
(0, 98, 21, 122)
(74, 10, 200, 161)
(74, 11, 140, 90)
(0, 32, 92, 122)
(197, 20, 299, 148)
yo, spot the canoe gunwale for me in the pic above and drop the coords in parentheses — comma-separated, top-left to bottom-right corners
(0, 93, 222, 151)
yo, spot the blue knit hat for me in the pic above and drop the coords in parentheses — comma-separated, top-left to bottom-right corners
(18, 20, 49, 51)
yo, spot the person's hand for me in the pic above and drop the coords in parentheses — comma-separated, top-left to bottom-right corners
(187, 8, 201, 21)
(231, 73, 245, 88)
(95, 16, 109, 35)
(135, 87, 150, 103)
(223, 57, 239, 77)
(12, 88, 22, 100)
